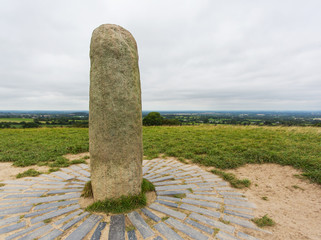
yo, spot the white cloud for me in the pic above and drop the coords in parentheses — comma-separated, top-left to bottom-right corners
(0, 0, 320, 110)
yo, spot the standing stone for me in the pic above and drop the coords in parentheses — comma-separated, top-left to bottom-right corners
(89, 24, 142, 201)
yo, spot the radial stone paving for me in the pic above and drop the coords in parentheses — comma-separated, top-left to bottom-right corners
(0, 159, 270, 240)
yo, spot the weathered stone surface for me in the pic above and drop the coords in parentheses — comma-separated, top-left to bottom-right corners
(165, 217, 209, 240)
(90, 24, 142, 200)
(127, 211, 154, 239)
(90, 222, 107, 240)
(154, 222, 184, 240)
(185, 218, 214, 235)
(5, 222, 45, 240)
(141, 208, 161, 222)
(108, 214, 125, 240)
(65, 214, 102, 240)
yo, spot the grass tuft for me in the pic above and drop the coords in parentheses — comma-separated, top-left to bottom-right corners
(252, 214, 275, 227)
(86, 178, 155, 214)
(82, 181, 93, 198)
(70, 159, 86, 165)
(211, 169, 251, 188)
(16, 169, 42, 178)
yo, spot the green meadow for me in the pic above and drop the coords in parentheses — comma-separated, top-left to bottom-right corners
(0, 118, 34, 122)
(0, 125, 320, 184)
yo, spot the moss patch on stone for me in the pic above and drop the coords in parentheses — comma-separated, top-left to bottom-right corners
(85, 178, 155, 214)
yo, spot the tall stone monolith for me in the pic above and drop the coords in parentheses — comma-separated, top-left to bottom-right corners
(89, 24, 142, 201)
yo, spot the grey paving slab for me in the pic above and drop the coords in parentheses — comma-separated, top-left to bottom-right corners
(0, 202, 23, 209)
(127, 211, 155, 239)
(192, 187, 213, 191)
(24, 206, 58, 218)
(40, 174, 63, 181)
(149, 176, 175, 182)
(237, 232, 260, 240)
(0, 181, 36, 186)
(156, 199, 179, 208)
(108, 214, 125, 240)
(0, 216, 20, 227)
(31, 204, 80, 224)
(78, 169, 90, 177)
(0, 205, 32, 215)
(70, 165, 85, 172)
(181, 198, 221, 209)
(185, 218, 214, 235)
(219, 191, 242, 196)
(79, 164, 89, 169)
(165, 217, 209, 240)
(149, 203, 186, 220)
(223, 215, 258, 230)
(127, 230, 137, 240)
(90, 222, 107, 240)
(180, 203, 221, 218)
(54, 209, 83, 226)
(36, 181, 66, 185)
(156, 184, 195, 191)
(224, 196, 248, 201)
(65, 214, 102, 240)
(141, 208, 161, 222)
(153, 180, 182, 186)
(157, 190, 189, 196)
(4, 193, 45, 199)
(224, 210, 254, 219)
(77, 176, 91, 182)
(154, 222, 184, 240)
(216, 187, 235, 191)
(189, 213, 235, 234)
(0, 186, 27, 190)
(27, 193, 81, 204)
(38, 229, 63, 240)
(191, 192, 218, 195)
(5, 222, 45, 240)
(34, 199, 79, 210)
(225, 205, 253, 214)
(51, 171, 75, 180)
(224, 199, 256, 209)
(61, 212, 89, 231)
(47, 188, 82, 194)
(216, 231, 240, 240)
(33, 185, 66, 189)
(0, 221, 26, 234)
(17, 224, 53, 240)
(0, 199, 24, 203)
(186, 193, 223, 203)
(157, 196, 181, 202)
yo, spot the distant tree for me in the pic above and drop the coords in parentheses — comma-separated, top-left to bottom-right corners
(162, 119, 181, 126)
(143, 112, 163, 126)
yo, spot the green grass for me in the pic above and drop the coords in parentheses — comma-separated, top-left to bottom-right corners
(16, 169, 42, 178)
(1, 125, 321, 184)
(0, 118, 34, 122)
(211, 169, 251, 188)
(0, 128, 88, 167)
(252, 214, 276, 227)
(143, 125, 321, 184)
(86, 178, 155, 214)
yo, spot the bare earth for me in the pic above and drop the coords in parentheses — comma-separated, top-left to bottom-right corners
(226, 164, 321, 240)
(1, 153, 320, 239)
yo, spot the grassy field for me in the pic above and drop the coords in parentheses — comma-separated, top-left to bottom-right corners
(0, 125, 320, 184)
(0, 118, 34, 122)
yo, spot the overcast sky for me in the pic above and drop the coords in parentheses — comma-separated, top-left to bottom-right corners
(1, 0, 321, 111)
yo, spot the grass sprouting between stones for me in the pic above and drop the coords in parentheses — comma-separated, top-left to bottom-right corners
(211, 169, 251, 188)
(16, 169, 42, 178)
(252, 214, 276, 227)
(85, 178, 155, 214)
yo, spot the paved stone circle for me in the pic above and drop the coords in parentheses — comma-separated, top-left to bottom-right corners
(0, 158, 269, 240)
